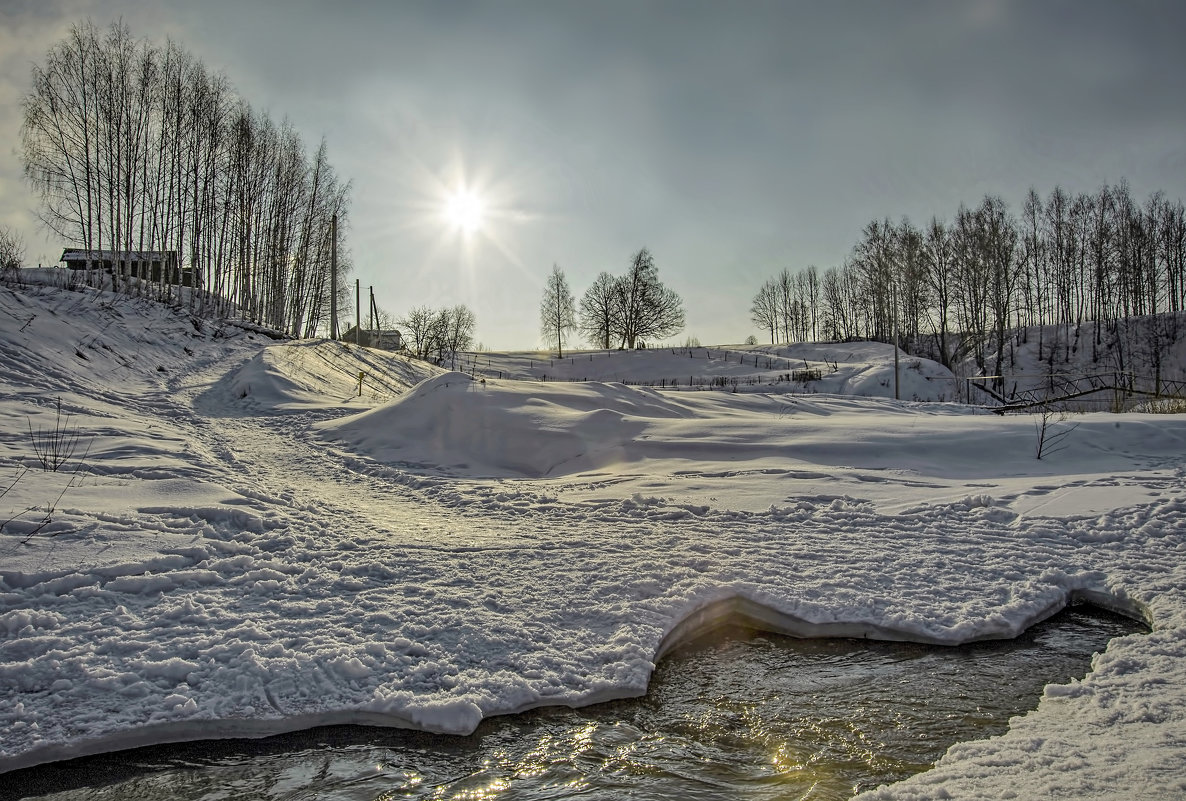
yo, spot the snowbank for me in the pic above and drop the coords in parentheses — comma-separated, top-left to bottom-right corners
(318, 372, 697, 477)
(226, 339, 442, 411)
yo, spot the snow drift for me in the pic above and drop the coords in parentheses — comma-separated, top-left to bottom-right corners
(318, 372, 697, 477)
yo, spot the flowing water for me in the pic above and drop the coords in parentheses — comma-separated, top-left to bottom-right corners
(9, 605, 1143, 801)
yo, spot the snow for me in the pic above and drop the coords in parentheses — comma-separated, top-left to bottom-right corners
(2, 274, 1186, 798)
(453, 340, 959, 403)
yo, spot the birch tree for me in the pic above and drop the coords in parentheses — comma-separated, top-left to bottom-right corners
(19, 19, 350, 336)
(539, 264, 576, 357)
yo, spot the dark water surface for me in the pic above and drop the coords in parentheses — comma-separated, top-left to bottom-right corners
(9, 606, 1143, 801)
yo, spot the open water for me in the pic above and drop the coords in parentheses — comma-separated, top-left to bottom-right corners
(8, 605, 1143, 801)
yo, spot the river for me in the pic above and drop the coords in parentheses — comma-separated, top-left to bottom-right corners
(9, 605, 1142, 801)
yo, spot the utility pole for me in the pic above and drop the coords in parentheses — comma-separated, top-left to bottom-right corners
(329, 213, 339, 339)
(369, 286, 377, 332)
(892, 279, 900, 401)
(355, 278, 361, 346)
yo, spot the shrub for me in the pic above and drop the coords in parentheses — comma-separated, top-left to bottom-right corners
(27, 397, 89, 472)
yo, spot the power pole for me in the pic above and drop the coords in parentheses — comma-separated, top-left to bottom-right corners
(329, 213, 339, 340)
(892, 279, 900, 401)
(369, 286, 378, 332)
(355, 278, 361, 346)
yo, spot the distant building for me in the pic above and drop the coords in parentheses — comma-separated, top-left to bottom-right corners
(340, 326, 403, 351)
(60, 249, 192, 286)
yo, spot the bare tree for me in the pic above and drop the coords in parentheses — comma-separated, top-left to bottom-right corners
(979, 195, 1019, 384)
(612, 248, 685, 348)
(539, 264, 576, 356)
(397, 304, 476, 366)
(21, 22, 102, 252)
(892, 222, 919, 345)
(19, 20, 350, 335)
(921, 217, 959, 368)
(851, 219, 895, 341)
(1162, 198, 1186, 315)
(750, 278, 778, 343)
(803, 264, 821, 341)
(820, 262, 860, 341)
(775, 267, 795, 342)
(579, 271, 619, 349)
(398, 305, 440, 359)
(748, 181, 1184, 375)
(441, 305, 476, 368)
(0, 226, 25, 280)
(1019, 189, 1047, 355)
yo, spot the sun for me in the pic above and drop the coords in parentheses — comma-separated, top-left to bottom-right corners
(395, 154, 536, 285)
(442, 188, 485, 235)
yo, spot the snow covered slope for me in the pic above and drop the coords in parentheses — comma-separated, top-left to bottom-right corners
(226, 337, 443, 411)
(2, 275, 1186, 799)
(454, 341, 958, 401)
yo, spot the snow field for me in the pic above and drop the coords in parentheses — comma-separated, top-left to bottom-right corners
(1, 277, 1185, 799)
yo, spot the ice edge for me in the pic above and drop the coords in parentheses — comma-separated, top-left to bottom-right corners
(654, 587, 1152, 659)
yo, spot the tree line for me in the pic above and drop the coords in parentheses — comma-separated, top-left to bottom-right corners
(752, 183, 1186, 380)
(20, 20, 350, 338)
(541, 247, 685, 355)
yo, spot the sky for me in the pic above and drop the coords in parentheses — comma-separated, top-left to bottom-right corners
(2, 0, 1185, 350)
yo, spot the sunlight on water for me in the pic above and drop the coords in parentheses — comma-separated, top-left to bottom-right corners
(10, 606, 1143, 801)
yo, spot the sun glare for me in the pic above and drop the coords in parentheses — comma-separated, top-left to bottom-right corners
(443, 188, 485, 235)
(389, 152, 536, 291)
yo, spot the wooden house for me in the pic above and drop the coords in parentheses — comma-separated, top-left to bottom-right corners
(60, 249, 192, 286)
(339, 326, 403, 351)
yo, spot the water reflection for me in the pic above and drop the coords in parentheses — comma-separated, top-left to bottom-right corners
(8, 605, 1143, 801)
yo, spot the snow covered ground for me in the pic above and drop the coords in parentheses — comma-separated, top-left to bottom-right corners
(1, 274, 1185, 798)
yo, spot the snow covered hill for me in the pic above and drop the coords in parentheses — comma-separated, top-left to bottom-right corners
(454, 340, 958, 402)
(2, 274, 1186, 799)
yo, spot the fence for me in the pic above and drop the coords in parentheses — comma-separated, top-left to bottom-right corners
(969, 372, 1186, 413)
(450, 347, 839, 384)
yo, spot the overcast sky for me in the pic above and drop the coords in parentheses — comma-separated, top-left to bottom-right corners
(3, 0, 1185, 349)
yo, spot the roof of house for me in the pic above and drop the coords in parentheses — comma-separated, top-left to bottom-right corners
(60, 249, 179, 262)
(341, 326, 402, 336)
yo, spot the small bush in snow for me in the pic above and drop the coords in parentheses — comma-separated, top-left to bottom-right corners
(27, 397, 89, 472)
(1033, 406, 1078, 460)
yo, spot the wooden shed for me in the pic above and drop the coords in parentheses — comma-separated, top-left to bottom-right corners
(340, 326, 403, 351)
(60, 249, 191, 286)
